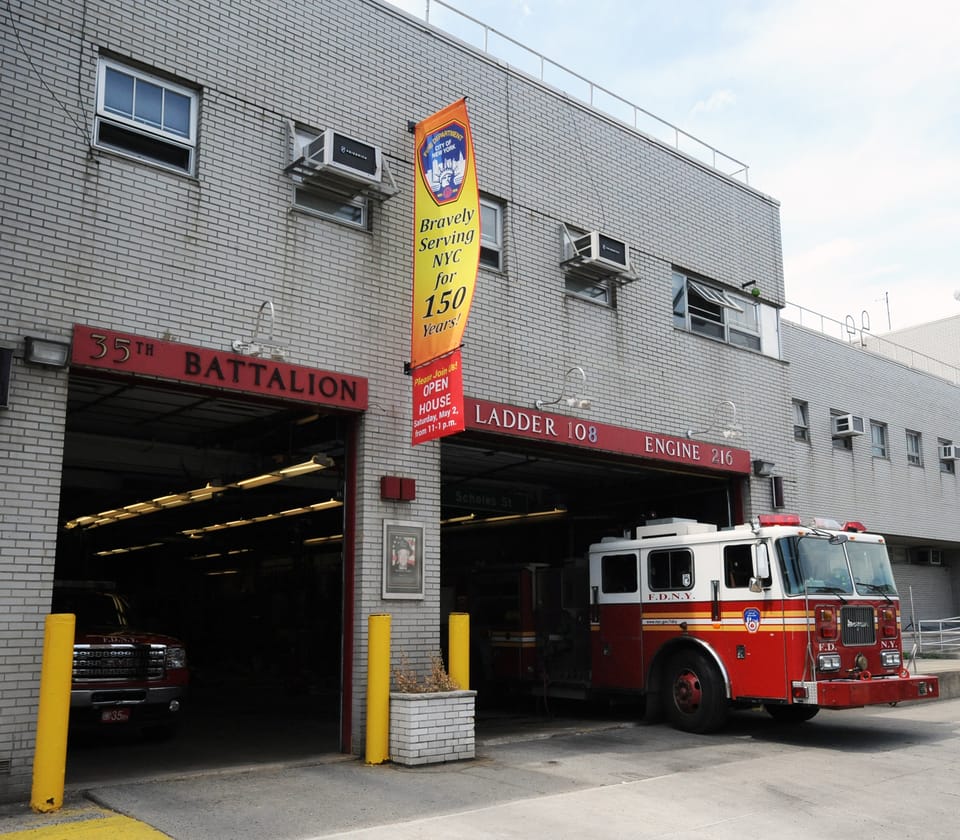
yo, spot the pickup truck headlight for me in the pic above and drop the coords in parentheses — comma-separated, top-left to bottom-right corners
(880, 650, 902, 669)
(817, 653, 841, 672)
(165, 646, 187, 670)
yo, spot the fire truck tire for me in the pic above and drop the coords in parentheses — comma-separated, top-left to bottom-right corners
(662, 649, 728, 733)
(764, 703, 820, 723)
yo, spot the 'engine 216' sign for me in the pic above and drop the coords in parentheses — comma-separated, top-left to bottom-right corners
(466, 398, 750, 475)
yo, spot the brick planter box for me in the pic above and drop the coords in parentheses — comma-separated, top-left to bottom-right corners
(389, 690, 477, 766)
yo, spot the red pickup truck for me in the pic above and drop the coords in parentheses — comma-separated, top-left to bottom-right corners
(52, 583, 189, 737)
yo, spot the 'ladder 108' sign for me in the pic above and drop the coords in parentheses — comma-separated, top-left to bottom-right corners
(466, 398, 750, 475)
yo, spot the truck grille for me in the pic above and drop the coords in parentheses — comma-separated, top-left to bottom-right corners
(74, 644, 166, 681)
(841, 606, 876, 645)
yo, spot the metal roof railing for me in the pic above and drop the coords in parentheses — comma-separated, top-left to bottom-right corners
(783, 302, 960, 386)
(416, 0, 750, 184)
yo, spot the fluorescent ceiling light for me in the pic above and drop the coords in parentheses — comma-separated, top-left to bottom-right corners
(303, 533, 344, 546)
(440, 507, 567, 529)
(180, 498, 342, 539)
(65, 455, 332, 530)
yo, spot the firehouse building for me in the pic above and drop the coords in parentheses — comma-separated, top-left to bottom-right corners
(2, 0, 957, 801)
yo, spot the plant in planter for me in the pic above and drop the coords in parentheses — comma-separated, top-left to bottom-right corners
(389, 653, 476, 766)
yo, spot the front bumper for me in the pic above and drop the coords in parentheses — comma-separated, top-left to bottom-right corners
(69, 685, 186, 730)
(792, 674, 939, 708)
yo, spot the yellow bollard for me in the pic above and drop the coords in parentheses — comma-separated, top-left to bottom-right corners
(31, 612, 75, 813)
(365, 613, 391, 764)
(448, 612, 469, 690)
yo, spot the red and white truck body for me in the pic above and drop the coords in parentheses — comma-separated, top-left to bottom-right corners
(480, 514, 939, 731)
(52, 584, 189, 735)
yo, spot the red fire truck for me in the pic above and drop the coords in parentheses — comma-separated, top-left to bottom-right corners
(474, 514, 939, 732)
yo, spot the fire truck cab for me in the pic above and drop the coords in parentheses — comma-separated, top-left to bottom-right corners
(585, 514, 939, 731)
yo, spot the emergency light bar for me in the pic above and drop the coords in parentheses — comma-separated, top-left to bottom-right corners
(757, 514, 869, 532)
(841, 521, 867, 533)
(757, 513, 801, 526)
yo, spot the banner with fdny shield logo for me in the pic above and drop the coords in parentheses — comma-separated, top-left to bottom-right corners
(410, 98, 480, 371)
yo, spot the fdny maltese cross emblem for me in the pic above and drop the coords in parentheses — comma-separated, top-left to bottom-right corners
(418, 120, 468, 205)
(743, 608, 761, 634)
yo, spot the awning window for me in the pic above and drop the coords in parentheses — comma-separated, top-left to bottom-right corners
(687, 279, 744, 313)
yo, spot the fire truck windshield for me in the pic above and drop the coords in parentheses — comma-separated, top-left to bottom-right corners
(777, 536, 853, 595)
(776, 536, 896, 598)
(846, 541, 898, 597)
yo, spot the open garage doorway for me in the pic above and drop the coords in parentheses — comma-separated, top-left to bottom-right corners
(55, 372, 350, 778)
(439, 436, 740, 702)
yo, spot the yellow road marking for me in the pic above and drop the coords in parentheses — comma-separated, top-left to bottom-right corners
(1, 813, 169, 839)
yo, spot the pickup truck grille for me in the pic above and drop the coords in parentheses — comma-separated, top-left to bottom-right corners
(74, 644, 166, 681)
(841, 606, 876, 646)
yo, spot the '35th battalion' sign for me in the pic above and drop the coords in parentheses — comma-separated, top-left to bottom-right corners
(71, 324, 368, 410)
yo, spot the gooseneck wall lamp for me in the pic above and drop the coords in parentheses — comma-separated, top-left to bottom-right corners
(535, 366, 593, 411)
(686, 399, 743, 440)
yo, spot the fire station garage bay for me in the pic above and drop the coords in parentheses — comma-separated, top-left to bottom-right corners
(56, 346, 749, 765)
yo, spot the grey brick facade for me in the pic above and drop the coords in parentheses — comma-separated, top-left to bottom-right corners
(783, 321, 960, 619)
(17, 0, 956, 803)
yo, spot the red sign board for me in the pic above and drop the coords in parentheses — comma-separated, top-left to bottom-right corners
(465, 398, 751, 475)
(412, 350, 465, 445)
(70, 325, 368, 410)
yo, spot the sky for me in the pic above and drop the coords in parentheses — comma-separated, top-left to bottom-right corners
(385, 0, 959, 334)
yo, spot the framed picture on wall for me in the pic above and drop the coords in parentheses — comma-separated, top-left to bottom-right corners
(382, 520, 425, 599)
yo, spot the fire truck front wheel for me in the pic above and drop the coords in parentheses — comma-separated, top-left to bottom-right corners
(663, 649, 728, 733)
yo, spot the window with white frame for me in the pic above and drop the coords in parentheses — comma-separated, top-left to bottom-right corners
(906, 430, 923, 466)
(291, 126, 369, 229)
(792, 399, 810, 441)
(672, 270, 780, 357)
(870, 421, 888, 458)
(95, 58, 198, 174)
(566, 274, 614, 306)
(294, 188, 368, 228)
(479, 198, 503, 270)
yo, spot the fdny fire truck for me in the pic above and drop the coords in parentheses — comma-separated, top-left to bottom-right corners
(474, 514, 939, 732)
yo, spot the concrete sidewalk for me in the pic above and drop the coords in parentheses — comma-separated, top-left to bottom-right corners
(1, 658, 956, 840)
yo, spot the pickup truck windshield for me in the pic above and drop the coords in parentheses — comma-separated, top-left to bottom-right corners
(51, 588, 132, 632)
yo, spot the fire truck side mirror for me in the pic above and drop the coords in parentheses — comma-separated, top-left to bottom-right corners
(750, 544, 771, 593)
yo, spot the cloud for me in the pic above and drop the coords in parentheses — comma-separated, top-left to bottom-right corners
(689, 89, 736, 118)
(382, 0, 960, 330)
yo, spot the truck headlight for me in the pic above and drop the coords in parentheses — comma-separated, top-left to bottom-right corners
(165, 646, 187, 670)
(818, 653, 841, 672)
(880, 650, 901, 669)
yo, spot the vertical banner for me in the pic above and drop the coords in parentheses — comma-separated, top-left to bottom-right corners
(412, 349, 465, 445)
(410, 98, 481, 370)
(410, 98, 479, 447)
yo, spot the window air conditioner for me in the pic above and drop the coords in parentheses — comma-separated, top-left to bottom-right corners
(569, 231, 630, 274)
(302, 128, 382, 185)
(913, 548, 943, 566)
(831, 414, 864, 437)
(939, 444, 960, 461)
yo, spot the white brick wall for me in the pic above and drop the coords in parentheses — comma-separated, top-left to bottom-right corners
(389, 690, 476, 765)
